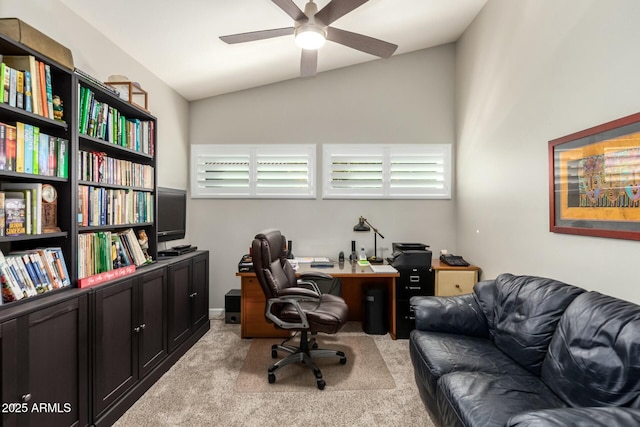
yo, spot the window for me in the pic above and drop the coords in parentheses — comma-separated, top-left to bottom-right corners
(191, 144, 316, 198)
(322, 144, 451, 199)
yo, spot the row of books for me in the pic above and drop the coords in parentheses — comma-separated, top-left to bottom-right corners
(0, 121, 68, 177)
(0, 247, 70, 304)
(78, 85, 155, 156)
(0, 183, 44, 237)
(0, 54, 57, 120)
(78, 185, 154, 227)
(77, 228, 148, 280)
(78, 150, 154, 189)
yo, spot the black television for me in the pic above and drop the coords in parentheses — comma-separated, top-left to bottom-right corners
(157, 187, 187, 243)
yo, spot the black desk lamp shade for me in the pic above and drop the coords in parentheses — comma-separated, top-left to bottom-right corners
(353, 216, 384, 263)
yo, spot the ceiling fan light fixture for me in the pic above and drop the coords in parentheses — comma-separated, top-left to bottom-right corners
(295, 24, 326, 50)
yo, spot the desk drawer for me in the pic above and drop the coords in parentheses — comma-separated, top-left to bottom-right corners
(396, 268, 434, 299)
(436, 270, 477, 296)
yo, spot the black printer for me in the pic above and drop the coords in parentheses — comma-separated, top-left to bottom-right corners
(388, 243, 432, 268)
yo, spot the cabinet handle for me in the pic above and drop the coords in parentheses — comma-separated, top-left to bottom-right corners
(21, 393, 31, 402)
(140, 323, 146, 330)
(190, 292, 198, 298)
(134, 326, 141, 333)
(455, 284, 461, 289)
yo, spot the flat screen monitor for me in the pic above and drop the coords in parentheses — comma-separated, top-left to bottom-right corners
(157, 187, 187, 243)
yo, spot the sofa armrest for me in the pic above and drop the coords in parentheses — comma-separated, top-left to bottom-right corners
(410, 294, 489, 337)
(506, 407, 640, 426)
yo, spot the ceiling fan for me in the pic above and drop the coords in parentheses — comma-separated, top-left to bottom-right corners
(219, 0, 398, 77)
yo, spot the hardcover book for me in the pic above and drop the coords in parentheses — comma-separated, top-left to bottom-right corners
(4, 124, 16, 171)
(0, 191, 4, 237)
(1, 183, 42, 235)
(4, 191, 26, 236)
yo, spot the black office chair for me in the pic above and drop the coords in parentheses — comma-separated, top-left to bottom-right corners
(252, 229, 349, 389)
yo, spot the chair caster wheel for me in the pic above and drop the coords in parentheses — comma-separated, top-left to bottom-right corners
(268, 373, 276, 384)
(317, 379, 326, 390)
(340, 357, 347, 365)
(271, 349, 278, 358)
(312, 342, 318, 349)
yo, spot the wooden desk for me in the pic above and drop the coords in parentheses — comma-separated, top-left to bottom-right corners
(236, 263, 400, 339)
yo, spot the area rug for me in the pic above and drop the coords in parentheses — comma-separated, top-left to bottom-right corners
(235, 334, 396, 392)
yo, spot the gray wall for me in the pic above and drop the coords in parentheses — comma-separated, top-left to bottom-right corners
(189, 46, 458, 309)
(456, 0, 640, 303)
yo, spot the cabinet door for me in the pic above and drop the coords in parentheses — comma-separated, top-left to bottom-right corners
(1, 319, 18, 427)
(138, 268, 167, 378)
(93, 277, 138, 418)
(25, 296, 89, 427)
(167, 259, 192, 352)
(191, 252, 209, 332)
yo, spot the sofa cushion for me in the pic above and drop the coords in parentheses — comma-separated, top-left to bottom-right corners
(506, 407, 640, 427)
(409, 330, 532, 418)
(412, 293, 490, 338)
(541, 291, 640, 408)
(493, 274, 584, 375)
(437, 371, 567, 427)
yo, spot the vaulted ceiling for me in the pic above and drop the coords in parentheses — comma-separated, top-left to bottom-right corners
(61, 0, 487, 101)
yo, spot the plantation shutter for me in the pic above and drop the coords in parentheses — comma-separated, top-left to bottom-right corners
(191, 144, 315, 198)
(323, 144, 451, 199)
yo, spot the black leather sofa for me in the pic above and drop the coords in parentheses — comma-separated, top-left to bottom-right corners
(409, 273, 640, 427)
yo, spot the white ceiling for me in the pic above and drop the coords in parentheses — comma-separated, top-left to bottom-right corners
(60, 0, 487, 101)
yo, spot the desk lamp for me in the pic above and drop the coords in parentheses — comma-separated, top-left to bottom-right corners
(353, 216, 385, 264)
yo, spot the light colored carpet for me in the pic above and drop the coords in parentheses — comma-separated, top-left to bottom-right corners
(114, 320, 434, 427)
(236, 335, 395, 392)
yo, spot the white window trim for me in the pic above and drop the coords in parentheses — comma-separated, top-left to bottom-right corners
(191, 144, 316, 199)
(322, 144, 452, 199)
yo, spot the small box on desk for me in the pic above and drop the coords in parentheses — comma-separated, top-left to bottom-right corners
(225, 289, 241, 324)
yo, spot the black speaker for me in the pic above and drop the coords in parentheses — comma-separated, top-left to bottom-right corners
(225, 289, 241, 324)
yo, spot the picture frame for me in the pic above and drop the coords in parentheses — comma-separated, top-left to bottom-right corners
(549, 112, 640, 240)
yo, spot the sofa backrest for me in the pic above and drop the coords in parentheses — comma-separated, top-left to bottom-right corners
(491, 274, 585, 376)
(541, 291, 640, 408)
(473, 279, 497, 339)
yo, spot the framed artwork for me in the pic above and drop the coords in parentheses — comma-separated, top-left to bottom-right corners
(549, 113, 640, 240)
(549, 112, 640, 240)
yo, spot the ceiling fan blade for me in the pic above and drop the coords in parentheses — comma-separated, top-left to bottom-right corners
(315, 0, 368, 26)
(272, 0, 307, 22)
(326, 27, 397, 58)
(300, 49, 318, 77)
(219, 27, 294, 44)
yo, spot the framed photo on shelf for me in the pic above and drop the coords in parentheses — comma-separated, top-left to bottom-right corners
(549, 112, 640, 240)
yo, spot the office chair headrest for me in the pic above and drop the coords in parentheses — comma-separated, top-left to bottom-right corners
(254, 229, 286, 264)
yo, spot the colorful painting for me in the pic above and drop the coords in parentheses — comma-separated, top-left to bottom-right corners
(549, 112, 640, 240)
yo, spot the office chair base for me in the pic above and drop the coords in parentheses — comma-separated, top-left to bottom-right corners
(268, 331, 347, 390)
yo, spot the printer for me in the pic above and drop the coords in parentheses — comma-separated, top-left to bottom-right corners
(387, 243, 432, 268)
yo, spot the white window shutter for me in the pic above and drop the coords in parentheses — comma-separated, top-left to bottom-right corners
(191, 144, 315, 198)
(323, 144, 451, 199)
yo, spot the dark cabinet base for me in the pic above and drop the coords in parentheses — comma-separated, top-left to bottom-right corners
(94, 319, 209, 427)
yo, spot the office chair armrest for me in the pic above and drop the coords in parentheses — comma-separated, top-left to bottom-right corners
(266, 294, 318, 329)
(298, 272, 332, 294)
(300, 272, 333, 281)
(279, 287, 320, 298)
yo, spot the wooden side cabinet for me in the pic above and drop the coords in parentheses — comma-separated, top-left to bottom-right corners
(166, 251, 209, 352)
(92, 265, 167, 424)
(1, 293, 89, 427)
(432, 260, 481, 296)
